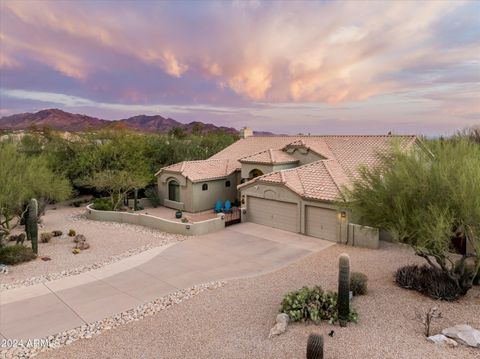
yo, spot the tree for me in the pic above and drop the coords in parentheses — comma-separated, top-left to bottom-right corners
(0, 142, 71, 245)
(88, 170, 150, 210)
(343, 138, 480, 295)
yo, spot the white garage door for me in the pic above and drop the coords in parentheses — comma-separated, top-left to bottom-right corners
(247, 197, 298, 233)
(305, 206, 338, 241)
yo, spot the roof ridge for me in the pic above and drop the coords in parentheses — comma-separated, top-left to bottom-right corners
(180, 161, 186, 172)
(268, 149, 274, 162)
(322, 160, 345, 195)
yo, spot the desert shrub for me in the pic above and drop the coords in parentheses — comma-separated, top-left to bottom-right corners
(280, 286, 357, 324)
(51, 230, 63, 237)
(454, 260, 479, 286)
(350, 272, 368, 296)
(395, 264, 461, 301)
(72, 200, 82, 207)
(91, 198, 114, 211)
(40, 232, 53, 243)
(68, 229, 76, 237)
(145, 187, 160, 208)
(0, 245, 37, 265)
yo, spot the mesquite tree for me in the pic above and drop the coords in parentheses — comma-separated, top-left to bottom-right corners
(343, 138, 480, 295)
(0, 142, 71, 246)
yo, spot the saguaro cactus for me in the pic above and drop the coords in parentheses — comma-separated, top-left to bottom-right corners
(306, 333, 324, 359)
(26, 198, 39, 254)
(338, 253, 350, 327)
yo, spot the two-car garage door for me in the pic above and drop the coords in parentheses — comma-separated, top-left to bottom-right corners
(246, 197, 298, 233)
(246, 197, 339, 242)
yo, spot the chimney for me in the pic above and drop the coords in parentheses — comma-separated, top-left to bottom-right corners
(240, 127, 253, 139)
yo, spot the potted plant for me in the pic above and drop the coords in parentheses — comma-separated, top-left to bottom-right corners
(175, 210, 182, 219)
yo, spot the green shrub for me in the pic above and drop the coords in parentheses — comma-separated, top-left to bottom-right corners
(0, 245, 37, 265)
(145, 187, 160, 208)
(51, 230, 63, 237)
(68, 229, 76, 237)
(91, 198, 114, 211)
(350, 272, 368, 296)
(395, 264, 461, 301)
(280, 286, 358, 324)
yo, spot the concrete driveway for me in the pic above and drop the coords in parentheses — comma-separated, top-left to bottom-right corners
(0, 223, 333, 340)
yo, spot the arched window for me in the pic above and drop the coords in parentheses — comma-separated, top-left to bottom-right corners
(249, 168, 264, 179)
(202, 183, 208, 191)
(225, 180, 231, 187)
(168, 180, 180, 202)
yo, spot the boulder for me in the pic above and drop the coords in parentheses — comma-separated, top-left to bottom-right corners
(442, 324, 480, 348)
(269, 314, 289, 338)
(427, 334, 458, 347)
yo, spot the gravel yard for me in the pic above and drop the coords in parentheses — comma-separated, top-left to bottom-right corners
(0, 205, 187, 288)
(37, 241, 480, 359)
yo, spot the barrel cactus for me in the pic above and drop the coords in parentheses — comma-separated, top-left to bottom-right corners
(26, 198, 39, 254)
(306, 333, 324, 359)
(338, 253, 350, 327)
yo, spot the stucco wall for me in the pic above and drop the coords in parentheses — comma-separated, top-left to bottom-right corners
(86, 205, 225, 236)
(191, 172, 239, 212)
(347, 223, 379, 249)
(284, 148, 324, 165)
(157, 172, 190, 211)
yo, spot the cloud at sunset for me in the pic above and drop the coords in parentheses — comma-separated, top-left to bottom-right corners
(0, 0, 478, 134)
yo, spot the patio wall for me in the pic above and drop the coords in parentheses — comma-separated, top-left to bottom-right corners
(85, 205, 225, 236)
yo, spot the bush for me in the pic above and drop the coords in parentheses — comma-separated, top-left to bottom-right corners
(350, 272, 368, 296)
(72, 200, 82, 207)
(68, 229, 76, 237)
(40, 232, 53, 243)
(91, 198, 114, 211)
(395, 264, 461, 301)
(454, 260, 479, 286)
(0, 245, 37, 265)
(51, 230, 63, 237)
(145, 187, 160, 208)
(280, 286, 358, 324)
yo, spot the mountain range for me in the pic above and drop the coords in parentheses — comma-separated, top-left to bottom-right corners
(0, 109, 252, 135)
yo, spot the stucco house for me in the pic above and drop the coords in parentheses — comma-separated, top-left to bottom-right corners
(156, 129, 421, 242)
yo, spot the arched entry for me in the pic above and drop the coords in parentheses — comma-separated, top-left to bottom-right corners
(249, 168, 264, 179)
(168, 180, 180, 202)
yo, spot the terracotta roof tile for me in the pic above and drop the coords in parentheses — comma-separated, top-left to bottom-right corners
(159, 159, 232, 182)
(239, 149, 299, 164)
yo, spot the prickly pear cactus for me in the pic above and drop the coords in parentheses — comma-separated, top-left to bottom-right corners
(338, 253, 350, 327)
(26, 198, 38, 254)
(306, 333, 324, 359)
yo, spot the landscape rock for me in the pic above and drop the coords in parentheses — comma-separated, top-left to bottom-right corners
(0, 264, 8, 274)
(269, 313, 289, 338)
(442, 324, 480, 347)
(427, 334, 458, 347)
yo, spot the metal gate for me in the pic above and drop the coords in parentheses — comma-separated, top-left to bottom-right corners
(224, 208, 241, 226)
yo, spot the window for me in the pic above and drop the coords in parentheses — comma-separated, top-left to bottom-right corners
(249, 168, 264, 179)
(225, 180, 231, 187)
(202, 183, 208, 191)
(168, 180, 180, 202)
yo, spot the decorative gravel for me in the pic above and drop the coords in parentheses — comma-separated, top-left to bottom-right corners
(0, 207, 189, 290)
(0, 281, 225, 359)
(35, 242, 480, 359)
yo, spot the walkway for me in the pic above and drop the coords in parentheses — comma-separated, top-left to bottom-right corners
(0, 223, 334, 340)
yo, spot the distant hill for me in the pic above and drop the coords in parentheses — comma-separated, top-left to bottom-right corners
(0, 109, 265, 135)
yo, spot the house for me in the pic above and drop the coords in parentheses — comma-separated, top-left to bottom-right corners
(156, 128, 421, 242)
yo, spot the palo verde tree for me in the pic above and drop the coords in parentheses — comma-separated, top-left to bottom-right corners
(342, 137, 480, 295)
(0, 141, 71, 246)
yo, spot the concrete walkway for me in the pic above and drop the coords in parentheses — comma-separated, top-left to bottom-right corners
(0, 223, 333, 340)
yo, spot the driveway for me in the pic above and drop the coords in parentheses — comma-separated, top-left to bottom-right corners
(0, 223, 334, 340)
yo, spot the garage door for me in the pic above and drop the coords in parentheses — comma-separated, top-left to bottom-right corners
(247, 197, 298, 232)
(305, 206, 338, 241)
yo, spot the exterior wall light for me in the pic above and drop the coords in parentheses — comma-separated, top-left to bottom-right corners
(242, 209, 247, 215)
(186, 224, 190, 230)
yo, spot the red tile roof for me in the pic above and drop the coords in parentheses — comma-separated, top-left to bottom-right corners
(239, 149, 299, 164)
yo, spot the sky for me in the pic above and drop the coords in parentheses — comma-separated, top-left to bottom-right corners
(0, 0, 479, 135)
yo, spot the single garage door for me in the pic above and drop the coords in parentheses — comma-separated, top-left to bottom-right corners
(247, 197, 298, 232)
(305, 206, 338, 242)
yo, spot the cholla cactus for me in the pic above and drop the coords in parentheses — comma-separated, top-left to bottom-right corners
(26, 198, 39, 254)
(338, 253, 350, 327)
(306, 333, 324, 359)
